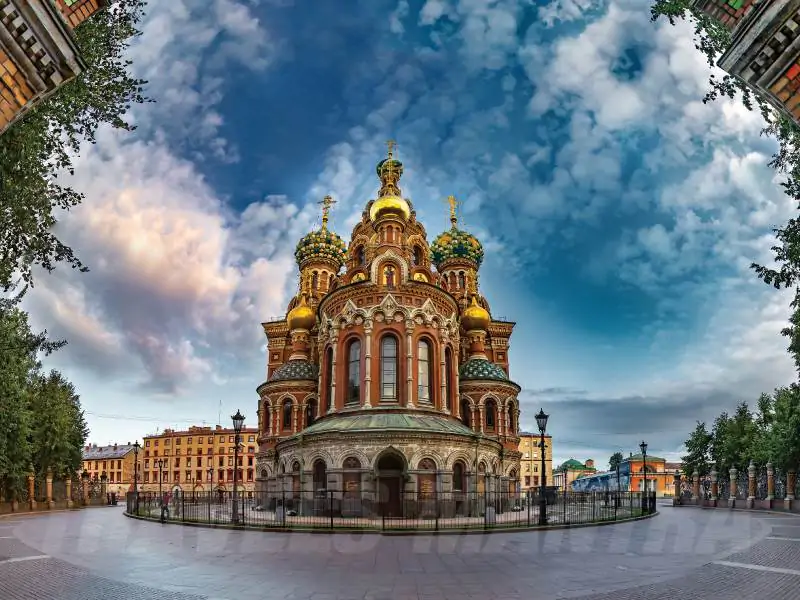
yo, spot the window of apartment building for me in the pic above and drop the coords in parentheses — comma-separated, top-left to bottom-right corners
(165, 439, 170, 446)
(185, 470, 191, 481)
(175, 438, 181, 445)
(207, 448, 212, 455)
(247, 457, 253, 466)
(154, 440, 159, 446)
(173, 471, 179, 481)
(94, 461, 98, 470)
(524, 476, 530, 486)
(144, 460, 150, 469)
(229, 436, 234, 443)
(229, 447, 234, 454)
(196, 470, 202, 481)
(164, 450, 170, 456)
(144, 473, 150, 483)
(218, 457, 224, 467)
(207, 436, 213, 444)
(153, 450, 159, 457)
(228, 457, 233, 466)
(218, 436, 224, 444)
(174, 458, 180, 468)
(102, 461, 107, 470)
(523, 453, 529, 458)
(117, 460, 121, 469)
(247, 470, 253, 482)
(248, 435, 254, 442)
(248, 446, 254, 454)
(144, 450, 149, 458)
(176, 449, 181, 456)
(187, 437, 192, 444)
(145, 440, 150, 447)
(187, 457, 192, 467)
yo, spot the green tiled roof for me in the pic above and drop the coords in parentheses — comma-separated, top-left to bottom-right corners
(459, 358, 508, 381)
(301, 413, 475, 436)
(270, 360, 319, 382)
(625, 453, 665, 463)
(559, 458, 595, 472)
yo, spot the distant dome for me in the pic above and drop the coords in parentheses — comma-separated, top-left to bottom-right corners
(294, 228, 346, 269)
(286, 295, 315, 331)
(459, 358, 508, 381)
(270, 360, 319, 382)
(430, 226, 484, 269)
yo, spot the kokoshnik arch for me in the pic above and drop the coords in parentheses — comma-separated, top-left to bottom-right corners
(255, 143, 522, 517)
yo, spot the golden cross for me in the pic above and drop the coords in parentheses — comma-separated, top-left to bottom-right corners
(443, 195, 459, 227)
(318, 195, 336, 230)
(386, 139, 396, 159)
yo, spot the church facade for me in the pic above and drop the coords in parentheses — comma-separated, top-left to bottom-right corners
(255, 144, 522, 517)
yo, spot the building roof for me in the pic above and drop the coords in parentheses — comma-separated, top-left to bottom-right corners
(299, 412, 476, 437)
(82, 444, 136, 460)
(625, 453, 666, 463)
(269, 359, 319, 382)
(459, 358, 510, 381)
(144, 424, 258, 438)
(559, 458, 596, 472)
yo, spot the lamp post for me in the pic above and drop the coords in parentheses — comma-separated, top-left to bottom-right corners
(615, 455, 621, 509)
(133, 441, 140, 514)
(231, 409, 245, 525)
(156, 458, 166, 522)
(640, 441, 648, 514)
(535, 408, 549, 526)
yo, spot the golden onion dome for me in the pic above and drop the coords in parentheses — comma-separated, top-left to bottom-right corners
(369, 194, 411, 222)
(461, 296, 490, 331)
(287, 295, 316, 331)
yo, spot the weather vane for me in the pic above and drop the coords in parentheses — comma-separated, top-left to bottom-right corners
(318, 195, 336, 230)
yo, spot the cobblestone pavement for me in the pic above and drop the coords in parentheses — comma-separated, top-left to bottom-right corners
(1, 501, 798, 599)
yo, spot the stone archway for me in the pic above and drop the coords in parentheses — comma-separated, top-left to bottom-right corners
(375, 450, 407, 518)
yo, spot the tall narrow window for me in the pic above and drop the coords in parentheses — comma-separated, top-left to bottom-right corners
(486, 399, 496, 430)
(453, 462, 465, 492)
(413, 246, 423, 266)
(306, 399, 317, 427)
(325, 348, 333, 410)
(508, 403, 516, 435)
(458, 272, 466, 289)
(282, 399, 292, 429)
(356, 246, 365, 265)
(444, 348, 453, 411)
(346, 340, 361, 405)
(461, 398, 471, 427)
(380, 336, 398, 402)
(417, 339, 432, 403)
(312, 271, 319, 290)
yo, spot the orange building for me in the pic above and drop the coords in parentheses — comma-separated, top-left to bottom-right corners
(517, 433, 553, 490)
(81, 442, 139, 497)
(0, 1, 108, 135)
(627, 454, 682, 496)
(140, 425, 259, 498)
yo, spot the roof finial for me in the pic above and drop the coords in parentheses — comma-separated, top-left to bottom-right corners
(377, 140, 403, 198)
(386, 139, 396, 159)
(318, 195, 336, 230)
(446, 195, 459, 228)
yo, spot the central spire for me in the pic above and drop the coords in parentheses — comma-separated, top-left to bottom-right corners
(377, 139, 404, 198)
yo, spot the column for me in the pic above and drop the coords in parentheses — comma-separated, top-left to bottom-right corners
(329, 333, 338, 413)
(81, 476, 89, 506)
(728, 467, 737, 509)
(364, 325, 372, 408)
(454, 393, 461, 420)
(27, 472, 36, 511)
(270, 403, 277, 437)
(747, 460, 756, 509)
(405, 321, 414, 408)
(46, 469, 54, 509)
(438, 337, 447, 413)
(66, 478, 74, 509)
(767, 462, 775, 506)
(787, 471, 797, 510)
(710, 469, 718, 506)
(292, 403, 299, 434)
(478, 403, 485, 433)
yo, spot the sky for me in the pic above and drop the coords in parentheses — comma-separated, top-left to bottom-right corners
(21, 0, 799, 471)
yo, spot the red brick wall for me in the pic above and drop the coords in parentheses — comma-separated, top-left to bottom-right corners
(0, 49, 36, 131)
(769, 62, 800, 121)
(695, 0, 758, 31)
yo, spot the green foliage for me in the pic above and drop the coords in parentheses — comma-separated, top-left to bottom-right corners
(0, 294, 86, 500)
(608, 451, 623, 471)
(0, 0, 149, 292)
(681, 421, 712, 476)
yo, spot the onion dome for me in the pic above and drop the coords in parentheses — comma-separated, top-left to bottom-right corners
(269, 360, 319, 382)
(430, 226, 484, 269)
(461, 296, 490, 331)
(294, 196, 346, 269)
(370, 143, 411, 222)
(286, 294, 315, 331)
(459, 358, 509, 382)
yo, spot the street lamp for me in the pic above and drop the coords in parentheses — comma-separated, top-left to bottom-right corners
(155, 458, 166, 522)
(535, 408, 549, 526)
(615, 453, 621, 509)
(639, 440, 648, 514)
(231, 409, 245, 525)
(133, 441, 140, 514)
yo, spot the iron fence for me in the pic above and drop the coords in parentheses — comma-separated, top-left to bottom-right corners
(126, 489, 655, 531)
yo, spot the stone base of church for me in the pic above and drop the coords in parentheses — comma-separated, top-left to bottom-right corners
(255, 431, 521, 519)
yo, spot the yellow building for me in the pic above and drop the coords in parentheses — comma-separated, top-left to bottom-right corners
(517, 432, 553, 490)
(81, 443, 140, 497)
(141, 425, 259, 498)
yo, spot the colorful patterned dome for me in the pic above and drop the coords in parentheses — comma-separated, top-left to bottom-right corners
(294, 227, 346, 268)
(459, 358, 508, 381)
(430, 226, 484, 269)
(269, 360, 319, 382)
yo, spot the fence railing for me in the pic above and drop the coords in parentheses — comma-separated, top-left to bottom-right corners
(126, 490, 656, 531)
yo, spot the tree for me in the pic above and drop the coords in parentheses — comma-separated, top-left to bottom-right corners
(609, 452, 623, 471)
(682, 421, 712, 476)
(768, 385, 800, 471)
(0, 0, 149, 292)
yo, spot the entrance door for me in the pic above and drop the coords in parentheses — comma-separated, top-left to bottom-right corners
(376, 453, 405, 518)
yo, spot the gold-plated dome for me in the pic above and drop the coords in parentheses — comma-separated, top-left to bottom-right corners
(287, 295, 315, 331)
(461, 296, 490, 331)
(369, 195, 411, 222)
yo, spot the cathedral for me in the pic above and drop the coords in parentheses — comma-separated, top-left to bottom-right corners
(255, 144, 522, 518)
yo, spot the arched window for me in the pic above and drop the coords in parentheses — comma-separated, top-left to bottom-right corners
(413, 246, 424, 266)
(282, 399, 292, 429)
(343, 457, 361, 469)
(324, 347, 333, 413)
(328, 274, 334, 289)
(448, 272, 456, 289)
(312, 271, 319, 290)
(380, 335, 398, 402)
(453, 462, 465, 492)
(458, 272, 466, 289)
(417, 339, 432, 403)
(508, 403, 516, 435)
(260, 468, 268, 479)
(444, 348, 453, 411)
(305, 399, 317, 427)
(356, 246, 365, 265)
(461, 398, 471, 427)
(312, 460, 326, 491)
(346, 339, 361, 405)
(485, 398, 497, 430)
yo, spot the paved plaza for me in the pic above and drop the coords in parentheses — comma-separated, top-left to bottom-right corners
(1, 500, 800, 599)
